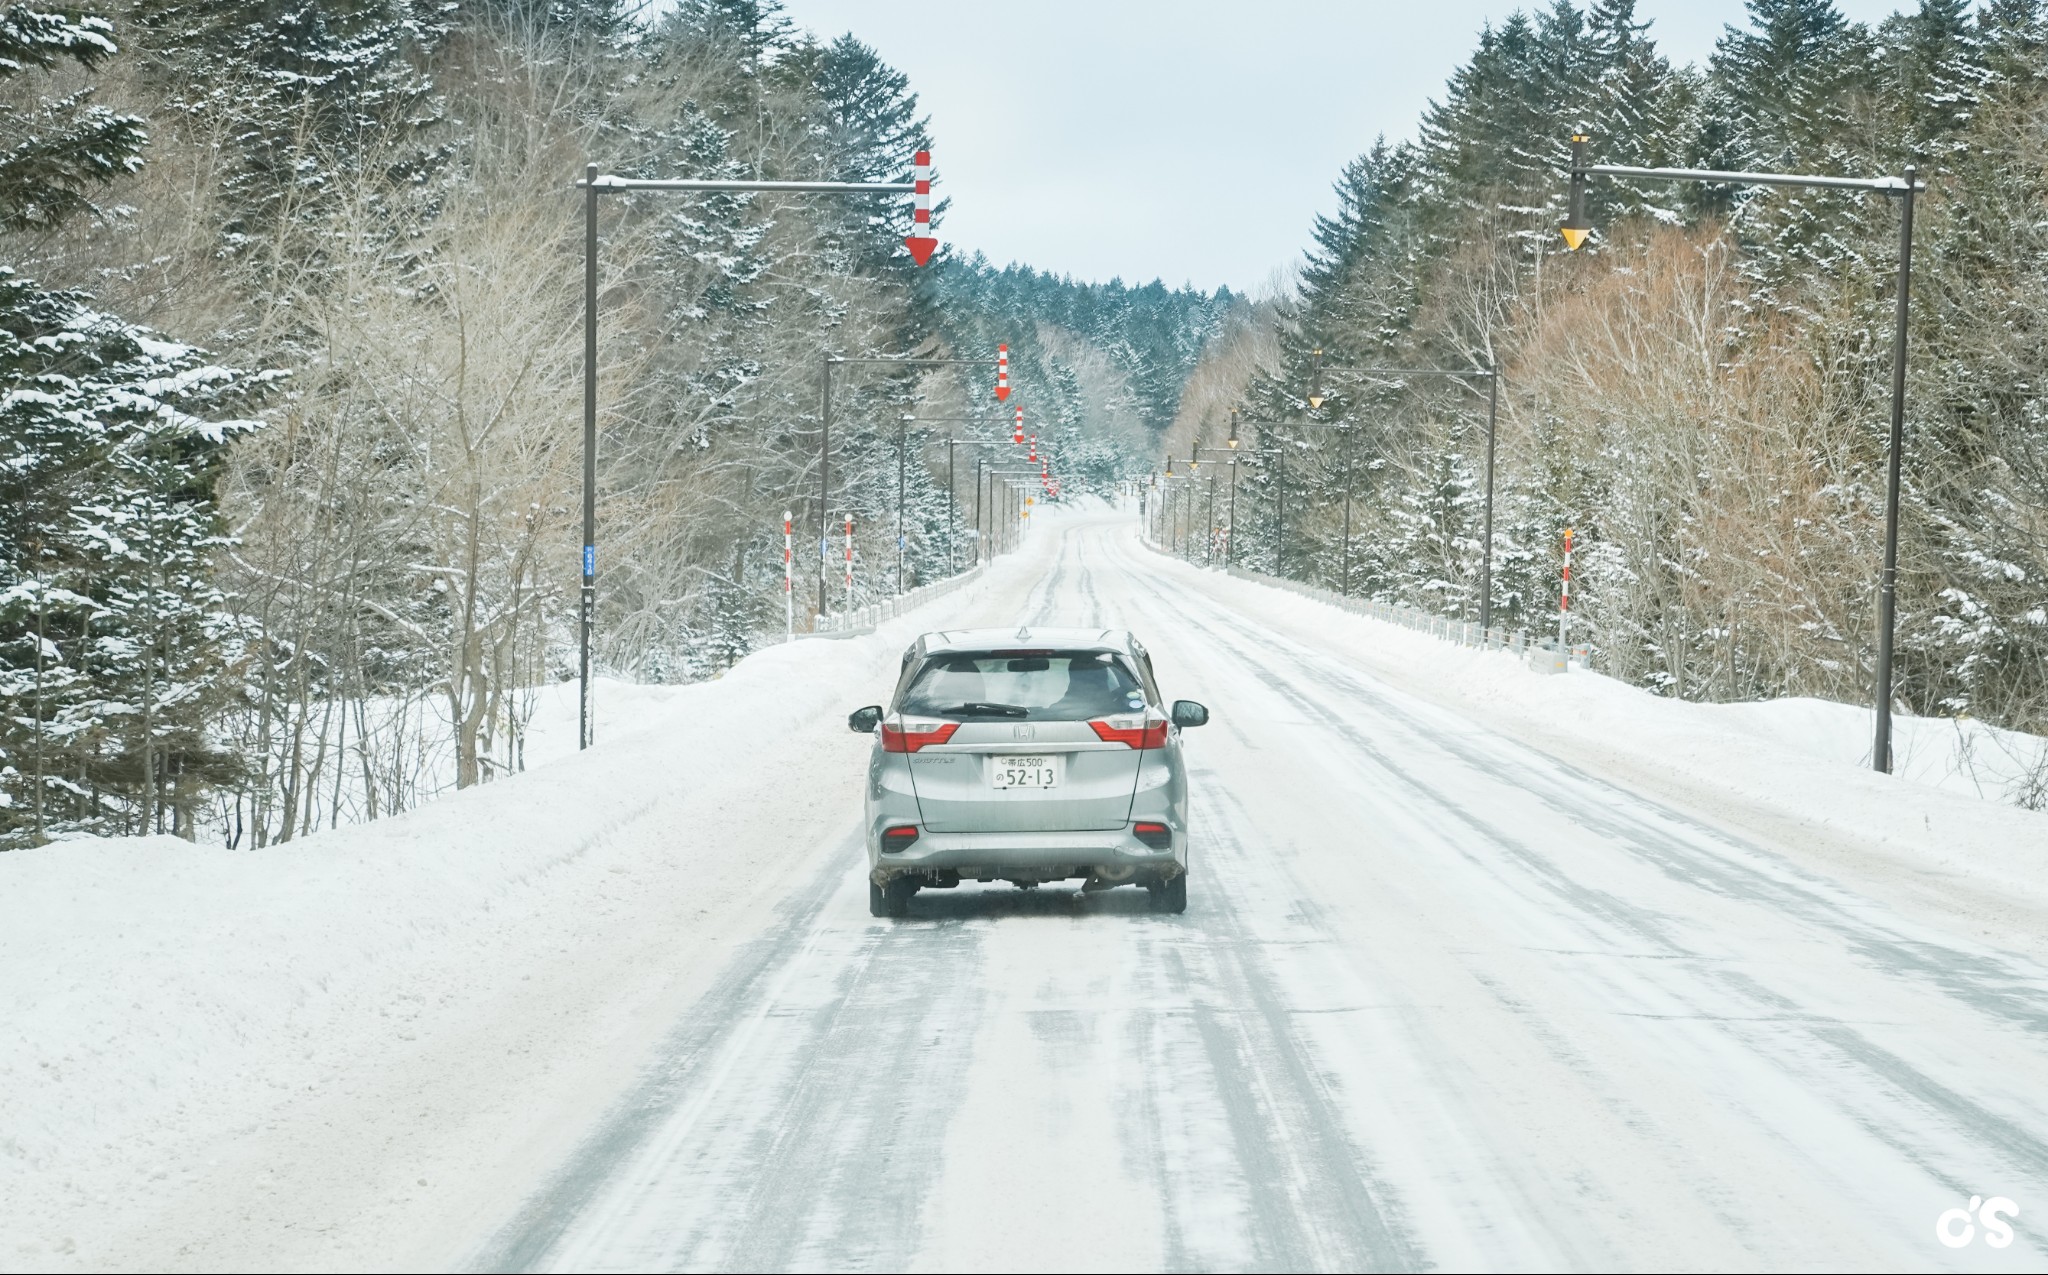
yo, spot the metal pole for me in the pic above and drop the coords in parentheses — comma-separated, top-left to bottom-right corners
(1226, 459, 1238, 567)
(946, 441, 956, 575)
(589, 176, 917, 194)
(572, 170, 929, 656)
(1585, 162, 1915, 193)
(1206, 469, 1217, 566)
(896, 420, 906, 591)
(1341, 440, 1353, 597)
(817, 358, 832, 621)
(783, 510, 793, 641)
(975, 457, 985, 564)
(1563, 145, 1927, 764)
(1481, 369, 1499, 630)
(579, 163, 597, 750)
(1275, 450, 1286, 576)
(1874, 166, 1917, 775)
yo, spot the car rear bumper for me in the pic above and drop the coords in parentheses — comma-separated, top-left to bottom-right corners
(870, 826, 1185, 883)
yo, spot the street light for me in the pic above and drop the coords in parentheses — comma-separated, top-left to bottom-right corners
(1189, 445, 1244, 566)
(1295, 363, 1501, 624)
(1187, 441, 1274, 569)
(1212, 430, 1280, 571)
(1228, 410, 1291, 574)
(818, 355, 1004, 620)
(908, 419, 1007, 575)
(1562, 133, 1923, 773)
(1160, 471, 1191, 558)
(574, 162, 924, 750)
(986, 467, 1041, 555)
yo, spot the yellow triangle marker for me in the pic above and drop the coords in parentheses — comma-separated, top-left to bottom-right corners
(1560, 226, 1589, 251)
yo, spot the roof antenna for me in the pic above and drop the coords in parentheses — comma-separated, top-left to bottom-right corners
(1014, 624, 1031, 640)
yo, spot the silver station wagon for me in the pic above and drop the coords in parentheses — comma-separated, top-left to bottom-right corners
(847, 626, 1209, 917)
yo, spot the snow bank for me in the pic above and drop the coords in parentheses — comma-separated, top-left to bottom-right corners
(1139, 537, 2048, 919)
(0, 529, 1056, 1270)
(1705, 695, 2048, 807)
(0, 661, 843, 1265)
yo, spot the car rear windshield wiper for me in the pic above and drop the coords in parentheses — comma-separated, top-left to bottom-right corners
(934, 701, 1030, 718)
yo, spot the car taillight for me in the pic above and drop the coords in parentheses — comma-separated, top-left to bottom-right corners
(880, 719, 959, 753)
(882, 825, 920, 848)
(1133, 821, 1172, 849)
(1089, 716, 1169, 749)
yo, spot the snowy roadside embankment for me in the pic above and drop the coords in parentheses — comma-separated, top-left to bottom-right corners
(1135, 534, 2048, 929)
(0, 528, 1054, 1272)
(1702, 694, 2048, 807)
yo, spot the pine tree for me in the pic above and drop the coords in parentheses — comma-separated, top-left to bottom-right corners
(0, 270, 271, 844)
(0, 8, 272, 844)
(796, 34, 938, 277)
(129, 0, 448, 247)
(0, 7, 147, 230)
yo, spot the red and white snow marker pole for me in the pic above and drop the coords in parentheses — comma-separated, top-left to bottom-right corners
(904, 150, 938, 266)
(1013, 404, 1024, 444)
(1028, 433, 1038, 463)
(783, 510, 794, 639)
(995, 344, 1010, 401)
(1559, 526, 1574, 663)
(844, 513, 855, 613)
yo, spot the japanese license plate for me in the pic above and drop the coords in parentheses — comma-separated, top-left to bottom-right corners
(992, 756, 1059, 789)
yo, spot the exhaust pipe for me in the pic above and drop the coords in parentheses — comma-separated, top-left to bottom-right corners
(1082, 864, 1138, 891)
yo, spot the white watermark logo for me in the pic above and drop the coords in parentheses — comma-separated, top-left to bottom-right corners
(1936, 1196, 2018, 1249)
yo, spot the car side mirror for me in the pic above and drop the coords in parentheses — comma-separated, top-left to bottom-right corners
(848, 705, 883, 734)
(1170, 700, 1209, 728)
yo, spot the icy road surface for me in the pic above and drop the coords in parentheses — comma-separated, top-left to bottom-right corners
(475, 514, 2048, 1273)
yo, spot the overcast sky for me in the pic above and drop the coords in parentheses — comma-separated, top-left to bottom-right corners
(771, 0, 1915, 293)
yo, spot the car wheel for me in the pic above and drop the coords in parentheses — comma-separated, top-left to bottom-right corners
(884, 877, 918, 918)
(869, 880, 892, 917)
(1152, 871, 1188, 914)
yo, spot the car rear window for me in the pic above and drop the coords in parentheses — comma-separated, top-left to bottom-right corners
(899, 650, 1147, 721)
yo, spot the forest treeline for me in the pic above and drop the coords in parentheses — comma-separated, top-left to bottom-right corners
(0, 0, 1228, 848)
(1170, 0, 2048, 789)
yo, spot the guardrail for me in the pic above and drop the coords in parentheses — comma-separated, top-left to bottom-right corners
(1138, 529, 1587, 668)
(813, 561, 989, 636)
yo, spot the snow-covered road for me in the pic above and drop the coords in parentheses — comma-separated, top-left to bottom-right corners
(472, 514, 2048, 1272)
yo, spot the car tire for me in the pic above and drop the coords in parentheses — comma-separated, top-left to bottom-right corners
(1152, 871, 1188, 914)
(869, 880, 892, 917)
(881, 877, 917, 918)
